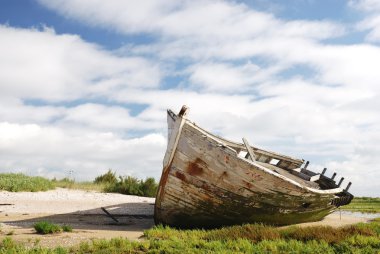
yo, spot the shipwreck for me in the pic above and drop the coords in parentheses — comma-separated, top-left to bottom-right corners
(154, 106, 353, 228)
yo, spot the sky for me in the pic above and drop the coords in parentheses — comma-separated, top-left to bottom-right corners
(0, 0, 379, 197)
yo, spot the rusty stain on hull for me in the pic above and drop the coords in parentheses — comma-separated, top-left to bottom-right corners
(175, 170, 186, 181)
(154, 106, 354, 228)
(187, 158, 206, 176)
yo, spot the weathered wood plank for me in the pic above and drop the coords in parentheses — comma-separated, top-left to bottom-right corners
(242, 137, 256, 161)
(310, 174, 321, 182)
(186, 121, 304, 169)
(338, 177, 344, 187)
(163, 106, 189, 168)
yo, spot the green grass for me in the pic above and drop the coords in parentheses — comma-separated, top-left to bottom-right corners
(2, 219, 380, 253)
(104, 175, 158, 197)
(52, 178, 105, 192)
(34, 221, 72, 234)
(61, 225, 73, 233)
(0, 172, 157, 197)
(341, 197, 380, 213)
(0, 173, 54, 192)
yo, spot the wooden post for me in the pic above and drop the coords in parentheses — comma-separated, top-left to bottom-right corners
(178, 105, 189, 117)
(338, 177, 344, 187)
(242, 138, 256, 161)
(303, 161, 309, 169)
(331, 172, 337, 180)
(321, 168, 327, 175)
(345, 182, 352, 191)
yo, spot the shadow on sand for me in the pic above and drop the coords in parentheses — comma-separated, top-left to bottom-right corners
(1, 202, 155, 232)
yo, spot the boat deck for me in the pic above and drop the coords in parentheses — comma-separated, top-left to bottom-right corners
(255, 161, 320, 189)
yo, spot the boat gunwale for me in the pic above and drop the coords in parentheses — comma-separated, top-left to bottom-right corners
(168, 109, 303, 165)
(181, 114, 345, 195)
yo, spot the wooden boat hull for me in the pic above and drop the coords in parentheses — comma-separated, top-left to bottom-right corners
(154, 107, 353, 228)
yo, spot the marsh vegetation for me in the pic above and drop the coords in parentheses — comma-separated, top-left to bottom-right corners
(1, 219, 379, 253)
(341, 197, 380, 213)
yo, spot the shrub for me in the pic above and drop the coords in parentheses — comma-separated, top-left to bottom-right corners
(34, 221, 72, 234)
(62, 224, 73, 232)
(104, 176, 158, 197)
(94, 169, 117, 184)
(140, 177, 158, 197)
(0, 173, 54, 192)
(105, 176, 143, 196)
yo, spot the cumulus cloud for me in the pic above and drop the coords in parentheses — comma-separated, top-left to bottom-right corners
(349, 0, 380, 42)
(37, 0, 345, 40)
(0, 122, 166, 180)
(0, 24, 166, 180)
(349, 0, 380, 11)
(188, 62, 262, 92)
(0, 25, 161, 101)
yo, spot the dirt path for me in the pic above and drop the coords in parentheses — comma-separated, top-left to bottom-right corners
(0, 188, 371, 248)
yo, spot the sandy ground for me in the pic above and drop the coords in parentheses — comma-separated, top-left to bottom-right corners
(0, 188, 155, 248)
(0, 188, 372, 248)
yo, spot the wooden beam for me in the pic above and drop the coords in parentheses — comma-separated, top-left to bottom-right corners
(331, 172, 337, 180)
(292, 171, 312, 181)
(242, 137, 256, 161)
(345, 182, 352, 191)
(163, 106, 189, 168)
(292, 168, 302, 173)
(310, 174, 321, 182)
(178, 105, 189, 117)
(321, 168, 327, 175)
(338, 177, 344, 187)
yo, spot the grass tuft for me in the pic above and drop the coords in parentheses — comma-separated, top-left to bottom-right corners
(34, 221, 72, 234)
(62, 225, 73, 232)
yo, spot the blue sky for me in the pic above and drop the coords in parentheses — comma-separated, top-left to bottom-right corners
(0, 0, 379, 196)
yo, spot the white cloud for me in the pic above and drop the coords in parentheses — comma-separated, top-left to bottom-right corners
(0, 98, 64, 124)
(349, 0, 380, 11)
(188, 62, 261, 92)
(0, 25, 161, 101)
(0, 122, 166, 180)
(349, 0, 380, 42)
(60, 103, 166, 131)
(357, 15, 380, 42)
(0, 24, 165, 180)
(37, 0, 345, 41)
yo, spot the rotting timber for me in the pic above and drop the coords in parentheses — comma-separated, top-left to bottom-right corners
(154, 106, 353, 228)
